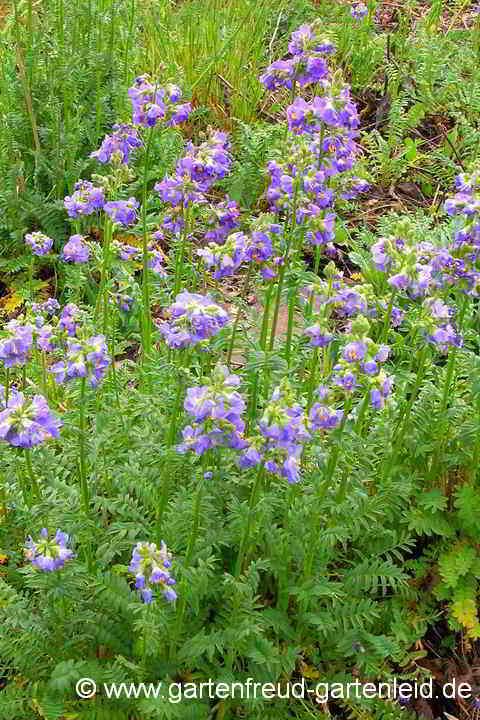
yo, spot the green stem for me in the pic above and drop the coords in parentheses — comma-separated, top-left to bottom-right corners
(173, 205, 190, 296)
(285, 285, 296, 367)
(260, 285, 273, 351)
(25, 448, 41, 503)
(391, 345, 428, 448)
(268, 262, 287, 352)
(246, 285, 273, 434)
(5, 368, 9, 405)
(156, 371, 185, 539)
(428, 294, 469, 482)
(124, 0, 136, 90)
(142, 603, 150, 674)
(29, 255, 34, 299)
(170, 469, 205, 659)
(234, 463, 264, 578)
(110, 306, 121, 411)
(355, 388, 370, 436)
(41, 351, 47, 398)
(226, 266, 251, 367)
(268, 187, 297, 353)
(78, 376, 89, 514)
(142, 127, 155, 357)
(323, 394, 354, 491)
(380, 289, 396, 343)
(306, 347, 319, 410)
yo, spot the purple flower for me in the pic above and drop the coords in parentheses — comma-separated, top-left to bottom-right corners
(148, 248, 167, 276)
(0, 392, 62, 447)
(59, 303, 82, 336)
(128, 541, 176, 604)
(197, 231, 248, 279)
(388, 272, 409, 290)
(351, 3, 368, 20)
(128, 76, 191, 128)
(62, 235, 90, 263)
(115, 293, 134, 313)
(113, 240, 141, 261)
(49, 335, 110, 388)
(158, 292, 230, 349)
(90, 123, 142, 164)
(104, 198, 139, 226)
(64, 181, 105, 218)
(204, 199, 240, 243)
(282, 454, 301, 484)
(309, 403, 343, 430)
(304, 324, 333, 347)
(36, 325, 56, 352)
(39, 298, 60, 315)
(0, 321, 33, 368)
(240, 382, 310, 483)
(370, 372, 394, 409)
(341, 177, 371, 200)
(178, 364, 247, 456)
(25, 528, 74, 571)
(375, 345, 390, 362)
(343, 341, 366, 363)
(25, 232, 54, 256)
(307, 212, 336, 246)
(332, 371, 357, 391)
(288, 23, 335, 55)
(260, 59, 296, 91)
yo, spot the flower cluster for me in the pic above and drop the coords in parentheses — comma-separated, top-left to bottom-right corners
(422, 297, 462, 352)
(32, 298, 61, 316)
(260, 21, 334, 91)
(157, 292, 230, 348)
(104, 197, 139, 227)
(264, 135, 368, 256)
(329, 317, 394, 409)
(197, 231, 248, 279)
(239, 380, 311, 484)
(128, 541, 177, 604)
(177, 130, 231, 191)
(62, 235, 90, 263)
(59, 303, 83, 336)
(155, 130, 231, 217)
(91, 123, 142, 164)
(25, 529, 74, 571)
(50, 334, 110, 388)
(309, 385, 344, 430)
(371, 209, 480, 304)
(24, 232, 54, 256)
(0, 392, 62, 447)
(177, 364, 247, 455)
(0, 320, 33, 368)
(198, 217, 285, 282)
(203, 198, 240, 244)
(64, 181, 105, 218)
(287, 92, 359, 136)
(147, 245, 167, 276)
(351, 3, 368, 20)
(112, 239, 141, 261)
(128, 76, 191, 128)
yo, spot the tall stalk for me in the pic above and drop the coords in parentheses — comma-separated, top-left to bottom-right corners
(141, 127, 155, 357)
(234, 463, 264, 578)
(170, 464, 206, 660)
(428, 294, 469, 483)
(78, 376, 89, 514)
(25, 448, 41, 503)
